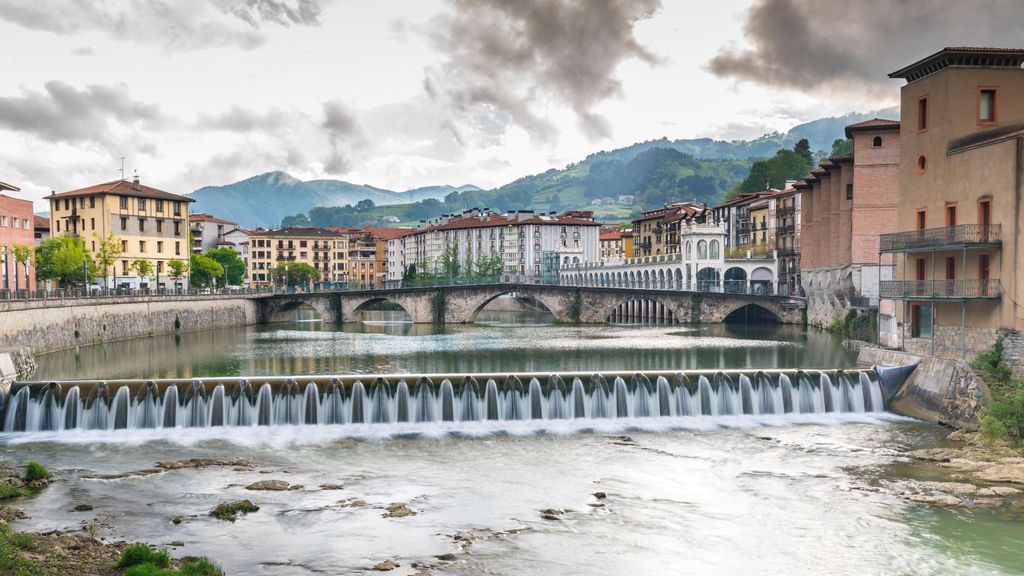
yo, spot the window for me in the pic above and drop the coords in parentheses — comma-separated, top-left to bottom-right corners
(917, 96, 928, 131)
(174, 222, 181, 236)
(157, 261, 164, 274)
(916, 210, 927, 230)
(156, 220, 163, 233)
(80, 197, 85, 208)
(915, 257, 926, 281)
(11, 218, 17, 229)
(22, 218, 28, 229)
(120, 217, 128, 231)
(697, 240, 708, 259)
(90, 217, 95, 230)
(945, 205, 957, 227)
(300, 240, 307, 248)
(139, 241, 146, 253)
(121, 240, 127, 252)
(64, 199, 70, 210)
(911, 304, 933, 338)
(978, 88, 998, 123)
(120, 197, 128, 209)
(122, 260, 129, 275)
(89, 196, 95, 208)
(846, 184, 853, 200)
(56, 220, 60, 232)
(157, 241, 164, 253)
(917, 155, 927, 173)
(710, 240, 720, 259)
(173, 203, 181, 216)
(872, 136, 883, 147)
(138, 198, 146, 211)
(175, 241, 181, 256)
(156, 200, 164, 212)
(138, 218, 146, 232)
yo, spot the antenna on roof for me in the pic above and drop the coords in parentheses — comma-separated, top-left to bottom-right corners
(119, 157, 125, 180)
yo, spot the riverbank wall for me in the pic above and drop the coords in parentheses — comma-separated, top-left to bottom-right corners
(0, 296, 261, 355)
(858, 347, 988, 430)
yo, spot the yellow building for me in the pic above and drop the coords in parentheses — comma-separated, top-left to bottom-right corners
(248, 227, 348, 287)
(343, 227, 414, 288)
(881, 47, 1024, 356)
(46, 176, 193, 288)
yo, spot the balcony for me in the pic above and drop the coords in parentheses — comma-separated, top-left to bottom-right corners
(879, 224, 1001, 253)
(879, 279, 1002, 300)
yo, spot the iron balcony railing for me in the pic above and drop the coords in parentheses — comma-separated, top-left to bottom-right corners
(879, 224, 1001, 253)
(879, 279, 1002, 300)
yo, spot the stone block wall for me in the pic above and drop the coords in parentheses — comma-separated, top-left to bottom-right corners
(901, 325, 1000, 359)
(1000, 330, 1024, 378)
(804, 267, 854, 327)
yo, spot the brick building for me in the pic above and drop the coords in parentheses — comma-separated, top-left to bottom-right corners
(797, 118, 901, 328)
(0, 181, 35, 293)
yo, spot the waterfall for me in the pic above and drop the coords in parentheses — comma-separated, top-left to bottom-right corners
(0, 369, 891, 433)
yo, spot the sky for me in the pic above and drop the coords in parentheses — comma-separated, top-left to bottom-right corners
(2, 0, 1023, 210)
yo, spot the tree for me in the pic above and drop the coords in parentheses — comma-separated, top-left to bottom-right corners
(167, 259, 189, 288)
(11, 244, 33, 291)
(189, 254, 224, 288)
(793, 138, 813, 166)
(439, 242, 460, 278)
(355, 199, 376, 211)
(831, 138, 854, 157)
(93, 233, 122, 287)
(730, 146, 812, 197)
(272, 263, 320, 287)
(35, 236, 93, 286)
(472, 253, 503, 279)
(130, 259, 154, 284)
(205, 247, 246, 286)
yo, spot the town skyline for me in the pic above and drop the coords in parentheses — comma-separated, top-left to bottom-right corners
(6, 0, 1023, 210)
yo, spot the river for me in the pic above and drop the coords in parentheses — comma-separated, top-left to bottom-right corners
(3, 312, 1023, 575)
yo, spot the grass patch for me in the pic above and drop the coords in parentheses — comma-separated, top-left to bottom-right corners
(0, 485, 29, 500)
(0, 522, 40, 576)
(827, 309, 877, 344)
(23, 462, 50, 483)
(117, 544, 223, 576)
(971, 338, 1024, 449)
(209, 499, 259, 522)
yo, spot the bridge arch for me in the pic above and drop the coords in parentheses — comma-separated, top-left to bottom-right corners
(352, 297, 413, 322)
(603, 296, 682, 324)
(723, 303, 782, 324)
(461, 289, 563, 323)
(260, 294, 339, 324)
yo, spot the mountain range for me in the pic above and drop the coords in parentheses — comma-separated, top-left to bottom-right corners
(189, 107, 899, 228)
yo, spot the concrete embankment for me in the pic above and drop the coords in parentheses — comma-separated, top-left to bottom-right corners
(858, 347, 988, 430)
(0, 296, 261, 355)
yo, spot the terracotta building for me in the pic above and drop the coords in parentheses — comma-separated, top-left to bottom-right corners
(880, 47, 1024, 356)
(797, 118, 901, 327)
(0, 180, 36, 292)
(631, 202, 710, 257)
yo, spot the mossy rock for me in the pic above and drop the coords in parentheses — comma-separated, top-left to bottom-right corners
(209, 500, 259, 522)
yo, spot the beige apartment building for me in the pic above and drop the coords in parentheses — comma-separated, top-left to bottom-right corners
(46, 176, 193, 288)
(248, 227, 348, 287)
(880, 47, 1024, 356)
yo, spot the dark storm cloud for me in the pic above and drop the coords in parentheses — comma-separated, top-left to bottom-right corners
(0, 0, 328, 50)
(427, 0, 662, 142)
(709, 0, 1024, 90)
(321, 100, 364, 174)
(0, 80, 164, 146)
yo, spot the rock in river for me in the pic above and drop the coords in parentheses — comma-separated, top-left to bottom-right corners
(373, 559, 400, 571)
(385, 502, 416, 518)
(246, 479, 290, 491)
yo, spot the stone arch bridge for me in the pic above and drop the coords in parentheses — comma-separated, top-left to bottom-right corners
(254, 285, 805, 325)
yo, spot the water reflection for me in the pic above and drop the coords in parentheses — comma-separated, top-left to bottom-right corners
(30, 314, 857, 381)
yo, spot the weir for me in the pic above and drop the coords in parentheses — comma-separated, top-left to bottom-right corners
(0, 366, 916, 433)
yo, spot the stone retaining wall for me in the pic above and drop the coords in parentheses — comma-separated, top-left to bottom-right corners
(857, 346, 988, 430)
(0, 298, 260, 355)
(1001, 330, 1024, 378)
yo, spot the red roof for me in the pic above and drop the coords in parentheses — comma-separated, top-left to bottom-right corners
(46, 179, 194, 203)
(425, 211, 598, 232)
(190, 213, 237, 225)
(889, 47, 1024, 82)
(600, 230, 625, 241)
(33, 215, 49, 229)
(362, 226, 416, 240)
(0, 180, 20, 192)
(845, 118, 900, 138)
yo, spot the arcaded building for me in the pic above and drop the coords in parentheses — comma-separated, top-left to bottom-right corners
(880, 47, 1024, 356)
(797, 118, 901, 327)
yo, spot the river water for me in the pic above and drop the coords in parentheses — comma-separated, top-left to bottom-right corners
(4, 312, 1024, 575)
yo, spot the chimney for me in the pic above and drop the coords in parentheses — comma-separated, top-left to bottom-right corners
(132, 172, 140, 191)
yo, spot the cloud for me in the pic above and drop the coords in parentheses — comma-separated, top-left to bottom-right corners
(321, 100, 364, 174)
(426, 0, 662, 143)
(71, 46, 94, 56)
(197, 106, 293, 132)
(0, 81, 165, 148)
(709, 0, 1024, 92)
(0, 0, 328, 50)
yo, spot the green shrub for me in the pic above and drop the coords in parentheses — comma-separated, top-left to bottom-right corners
(979, 415, 1009, 445)
(23, 462, 50, 483)
(970, 337, 1013, 382)
(0, 485, 28, 500)
(117, 544, 171, 569)
(0, 522, 39, 576)
(179, 557, 224, 576)
(971, 339, 1024, 446)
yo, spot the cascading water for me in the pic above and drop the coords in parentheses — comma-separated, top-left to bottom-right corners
(1, 370, 891, 434)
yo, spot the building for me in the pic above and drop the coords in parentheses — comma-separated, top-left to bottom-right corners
(386, 229, 418, 286)
(0, 181, 35, 292)
(796, 118, 901, 328)
(219, 227, 254, 283)
(190, 213, 239, 254)
(32, 215, 50, 245)
(632, 202, 710, 258)
(712, 191, 773, 250)
(248, 227, 349, 287)
(879, 47, 1024, 356)
(345, 227, 413, 288)
(388, 208, 600, 282)
(46, 176, 193, 289)
(774, 188, 802, 294)
(599, 228, 632, 262)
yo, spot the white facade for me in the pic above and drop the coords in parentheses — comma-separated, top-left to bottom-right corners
(386, 209, 600, 283)
(190, 214, 237, 254)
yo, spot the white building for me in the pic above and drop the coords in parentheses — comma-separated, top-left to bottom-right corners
(190, 213, 238, 254)
(387, 209, 601, 285)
